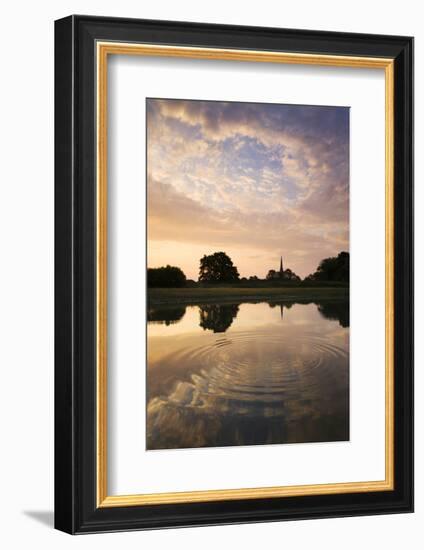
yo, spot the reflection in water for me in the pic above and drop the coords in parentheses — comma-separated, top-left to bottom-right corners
(147, 300, 349, 450)
(268, 302, 290, 319)
(199, 304, 239, 332)
(147, 306, 186, 326)
(317, 301, 349, 328)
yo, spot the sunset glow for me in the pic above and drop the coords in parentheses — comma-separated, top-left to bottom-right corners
(147, 98, 349, 279)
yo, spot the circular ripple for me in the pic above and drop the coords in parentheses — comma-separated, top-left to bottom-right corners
(153, 329, 348, 411)
(147, 322, 349, 449)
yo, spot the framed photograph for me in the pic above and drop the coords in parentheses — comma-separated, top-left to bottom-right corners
(54, 15, 413, 533)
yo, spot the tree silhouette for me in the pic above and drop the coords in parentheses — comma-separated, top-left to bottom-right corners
(266, 268, 301, 281)
(304, 252, 349, 283)
(198, 252, 240, 283)
(147, 265, 186, 287)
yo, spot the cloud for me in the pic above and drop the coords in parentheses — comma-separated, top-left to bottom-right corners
(146, 99, 349, 278)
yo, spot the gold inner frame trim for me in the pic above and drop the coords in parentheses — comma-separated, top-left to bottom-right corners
(96, 41, 395, 508)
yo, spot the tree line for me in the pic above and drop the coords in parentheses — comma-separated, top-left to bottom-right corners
(147, 250, 349, 288)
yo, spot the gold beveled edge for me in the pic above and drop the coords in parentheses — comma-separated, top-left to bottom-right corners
(100, 479, 392, 508)
(96, 41, 395, 508)
(97, 42, 108, 507)
(97, 41, 393, 69)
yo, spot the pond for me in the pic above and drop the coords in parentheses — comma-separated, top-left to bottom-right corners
(147, 300, 349, 450)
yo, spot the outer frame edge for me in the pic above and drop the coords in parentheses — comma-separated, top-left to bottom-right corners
(54, 14, 77, 535)
(54, 16, 414, 534)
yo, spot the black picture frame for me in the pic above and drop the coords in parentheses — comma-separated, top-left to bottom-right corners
(55, 15, 413, 534)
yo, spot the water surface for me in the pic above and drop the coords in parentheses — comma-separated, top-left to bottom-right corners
(147, 300, 349, 450)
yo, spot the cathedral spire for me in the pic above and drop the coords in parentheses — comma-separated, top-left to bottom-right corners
(279, 256, 283, 273)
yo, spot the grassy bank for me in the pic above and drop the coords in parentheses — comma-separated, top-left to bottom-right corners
(148, 286, 349, 306)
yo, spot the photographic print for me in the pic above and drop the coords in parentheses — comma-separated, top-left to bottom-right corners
(146, 98, 350, 451)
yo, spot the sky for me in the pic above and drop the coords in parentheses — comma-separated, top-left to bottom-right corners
(146, 98, 349, 280)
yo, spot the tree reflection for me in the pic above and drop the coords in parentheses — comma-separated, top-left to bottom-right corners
(147, 299, 349, 330)
(147, 306, 186, 326)
(316, 301, 349, 327)
(269, 299, 349, 327)
(199, 304, 239, 333)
